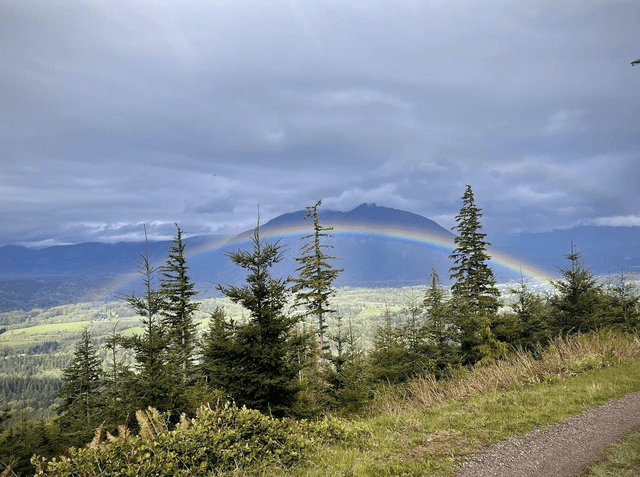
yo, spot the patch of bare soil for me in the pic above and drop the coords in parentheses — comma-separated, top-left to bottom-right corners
(454, 390, 640, 477)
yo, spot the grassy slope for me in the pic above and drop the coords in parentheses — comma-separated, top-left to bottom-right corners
(1, 320, 91, 337)
(281, 334, 640, 477)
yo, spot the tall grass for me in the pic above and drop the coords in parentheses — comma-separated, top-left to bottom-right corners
(279, 331, 640, 476)
(375, 332, 640, 414)
(283, 331, 640, 477)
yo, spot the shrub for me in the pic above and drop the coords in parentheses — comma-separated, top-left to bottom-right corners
(32, 402, 356, 476)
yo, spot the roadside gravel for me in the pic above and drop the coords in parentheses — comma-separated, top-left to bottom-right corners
(453, 390, 640, 477)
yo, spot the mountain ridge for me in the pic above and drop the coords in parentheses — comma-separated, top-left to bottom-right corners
(1, 203, 638, 310)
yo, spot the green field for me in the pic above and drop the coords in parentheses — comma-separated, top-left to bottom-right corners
(0, 286, 439, 352)
(0, 321, 92, 339)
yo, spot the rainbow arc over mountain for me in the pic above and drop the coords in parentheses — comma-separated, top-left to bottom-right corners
(102, 216, 553, 299)
(219, 218, 553, 286)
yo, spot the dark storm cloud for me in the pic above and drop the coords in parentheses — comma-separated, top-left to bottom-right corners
(1, 0, 639, 247)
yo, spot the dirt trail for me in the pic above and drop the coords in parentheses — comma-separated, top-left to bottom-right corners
(453, 390, 640, 477)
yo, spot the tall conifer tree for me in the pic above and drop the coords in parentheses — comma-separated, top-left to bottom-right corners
(449, 185, 500, 313)
(56, 328, 103, 446)
(215, 217, 304, 416)
(159, 224, 200, 388)
(449, 185, 505, 365)
(292, 200, 343, 353)
(121, 226, 173, 412)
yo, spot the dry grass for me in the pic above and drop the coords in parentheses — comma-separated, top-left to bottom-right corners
(375, 332, 640, 414)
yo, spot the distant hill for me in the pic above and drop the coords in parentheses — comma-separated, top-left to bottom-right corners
(1, 204, 638, 310)
(493, 226, 640, 276)
(0, 235, 230, 309)
(0, 235, 231, 278)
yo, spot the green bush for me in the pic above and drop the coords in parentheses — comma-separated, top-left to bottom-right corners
(32, 402, 356, 476)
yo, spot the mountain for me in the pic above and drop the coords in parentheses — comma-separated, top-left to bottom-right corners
(0, 204, 458, 309)
(0, 235, 230, 310)
(1, 204, 639, 310)
(0, 235, 232, 278)
(190, 202, 457, 291)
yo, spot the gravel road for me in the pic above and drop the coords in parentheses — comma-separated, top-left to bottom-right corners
(453, 390, 640, 477)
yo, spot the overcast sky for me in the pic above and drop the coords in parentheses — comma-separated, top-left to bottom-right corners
(1, 0, 639, 247)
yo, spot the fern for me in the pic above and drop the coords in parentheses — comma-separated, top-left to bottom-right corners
(135, 407, 168, 440)
(87, 422, 104, 450)
(32, 402, 357, 476)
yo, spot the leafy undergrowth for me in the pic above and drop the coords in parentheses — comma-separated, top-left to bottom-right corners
(32, 403, 357, 476)
(32, 332, 640, 476)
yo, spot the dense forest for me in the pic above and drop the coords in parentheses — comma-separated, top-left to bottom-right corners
(1, 187, 639, 476)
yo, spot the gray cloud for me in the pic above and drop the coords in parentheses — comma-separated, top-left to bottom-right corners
(1, 0, 639, 247)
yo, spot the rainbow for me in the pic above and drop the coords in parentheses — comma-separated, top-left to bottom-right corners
(96, 220, 554, 301)
(223, 220, 554, 286)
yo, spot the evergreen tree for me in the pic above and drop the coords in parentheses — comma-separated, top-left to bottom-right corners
(121, 227, 173, 413)
(423, 268, 459, 377)
(159, 224, 200, 390)
(549, 243, 605, 335)
(56, 328, 103, 446)
(506, 277, 551, 351)
(327, 314, 350, 380)
(368, 307, 410, 383)
(602, 271, 640, 332)
(326, 315, 371, 413)
(200, 306, 237, 393)
(102, 325, 135, 432)
(0, 406, 11, 430)
(473, 313, 508, 366)
(215, 221, 304, 416)
(0, 416, 57, 477)
(190, 306, 238, 410)
(399, 291, 429, 378)
(290, 323, 327, 418)
(292, 200, 343, 354)
(449, 185, 505, 365)
(449, 185, 500, 314)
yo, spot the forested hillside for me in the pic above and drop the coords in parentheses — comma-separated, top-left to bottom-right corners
(1, 190, 639, 476)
